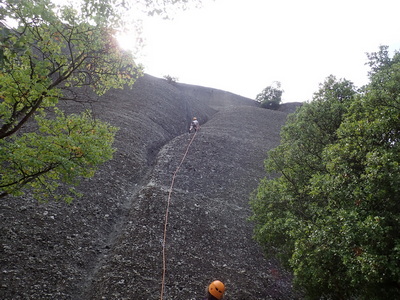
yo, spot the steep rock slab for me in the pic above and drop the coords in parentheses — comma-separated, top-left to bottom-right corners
(0, 74, 299, 299)
(0, 74, 217, 300)
(85, 106, 300, 299)
(176, 82, 259, 110)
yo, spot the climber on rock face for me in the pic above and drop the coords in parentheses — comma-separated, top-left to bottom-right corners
(189, 117, 200, 133)
(205, 280, 225, 300)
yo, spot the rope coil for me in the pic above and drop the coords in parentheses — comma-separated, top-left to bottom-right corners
(160, 131, 197, 300)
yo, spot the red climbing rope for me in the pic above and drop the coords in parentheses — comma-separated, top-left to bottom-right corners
(160, 131, 198, 300)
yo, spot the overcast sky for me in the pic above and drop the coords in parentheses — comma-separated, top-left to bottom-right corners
(119, 0, 400, 103)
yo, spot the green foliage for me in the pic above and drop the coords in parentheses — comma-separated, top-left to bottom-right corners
(0, 0, 204, 202)
(256, 81, 283, 110)
(163, 74, 178, 84)
(251, 46, 400, 299)
(251, 75, 356, 265)
(0, 0, 141, 201)
(0, 108, 117, 202)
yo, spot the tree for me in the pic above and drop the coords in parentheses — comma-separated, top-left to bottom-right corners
(255, 81, 283, 109)
(250, 75, 356, 266)
(307, 46, 400, 299)
(0, 0, 141, 202)
(0, 0, 201, 202)
(250, 47, 400, 299)
(163, 74, 178, 84)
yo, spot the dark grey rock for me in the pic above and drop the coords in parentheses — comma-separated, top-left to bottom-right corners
(0, 74, 302, 299)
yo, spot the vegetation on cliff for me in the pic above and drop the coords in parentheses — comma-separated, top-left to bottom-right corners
(251, 46, 400, 299)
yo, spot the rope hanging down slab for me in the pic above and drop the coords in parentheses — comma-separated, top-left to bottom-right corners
(160, 131, 197, 300)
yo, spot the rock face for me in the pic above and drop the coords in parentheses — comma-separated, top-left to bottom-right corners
(0, 74, 302, 299)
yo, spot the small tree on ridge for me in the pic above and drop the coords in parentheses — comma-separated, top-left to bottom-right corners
(256, 81, 283, 109)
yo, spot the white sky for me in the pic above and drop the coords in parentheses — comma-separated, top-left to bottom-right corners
(119, 0, 400, 103)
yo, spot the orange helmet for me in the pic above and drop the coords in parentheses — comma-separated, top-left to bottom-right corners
(208, 280, 225, 299)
